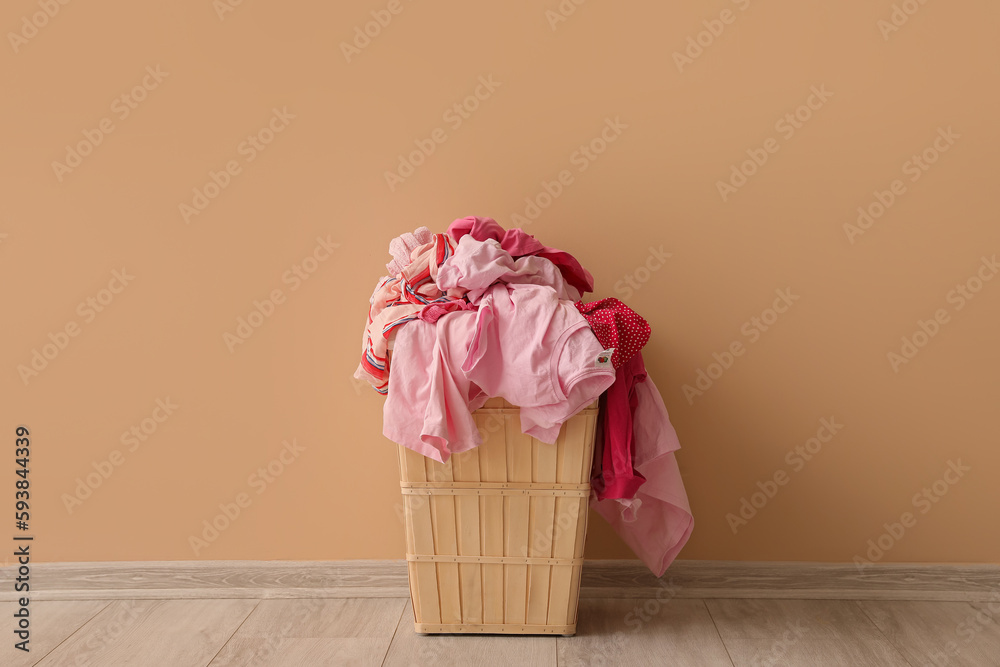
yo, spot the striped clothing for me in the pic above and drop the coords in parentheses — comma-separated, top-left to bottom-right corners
(355, 234, 464, 393)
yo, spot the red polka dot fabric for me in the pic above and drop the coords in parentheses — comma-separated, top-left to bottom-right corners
(574, 298, 651, 370)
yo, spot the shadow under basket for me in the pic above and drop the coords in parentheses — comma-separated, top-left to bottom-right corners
(396, 398, 599, 636)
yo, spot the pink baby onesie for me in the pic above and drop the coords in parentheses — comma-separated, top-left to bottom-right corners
(463, 282, 615, 442)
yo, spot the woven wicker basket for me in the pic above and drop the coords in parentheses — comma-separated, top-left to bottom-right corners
(396, 397, 598, 635)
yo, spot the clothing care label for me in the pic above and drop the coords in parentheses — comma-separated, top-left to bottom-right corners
(595, 348, 615, 368)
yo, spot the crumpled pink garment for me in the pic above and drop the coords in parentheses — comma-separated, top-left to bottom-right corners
(355, 234, 462, 393)
(436, 235, 582, 304)
(386, 226, 433, 277)
(591, 374, 694, 577)
(461, 282, 615, 443)
(385, 285, 613, 463)
(446, 216, 594, 296)
(382, 312, 489, 463)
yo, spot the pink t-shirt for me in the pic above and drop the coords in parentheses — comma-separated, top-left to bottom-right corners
(463, 283, 614, 443)
(383, 283, 614, 462)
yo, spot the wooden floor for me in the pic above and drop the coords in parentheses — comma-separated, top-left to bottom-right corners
(5, 595, 1000, 666)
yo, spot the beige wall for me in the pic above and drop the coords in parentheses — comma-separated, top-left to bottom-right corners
(2, 0, 998, 565)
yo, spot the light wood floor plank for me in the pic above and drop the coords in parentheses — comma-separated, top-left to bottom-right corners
(707, 598, 912, 667)
(34, 599, 257, 667)
(208, 598, 405, 667)
(557, 598, 735, 667)
(12, 593, 998, 666)
(858, 599, 1000, 667)
(382, 600, 557, 667)
(0, 600, 109, 667)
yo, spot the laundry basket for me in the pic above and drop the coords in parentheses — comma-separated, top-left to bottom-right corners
(396, 397, 599, 635)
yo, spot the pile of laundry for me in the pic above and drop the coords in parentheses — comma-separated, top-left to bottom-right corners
(354, 216, 693, 576)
